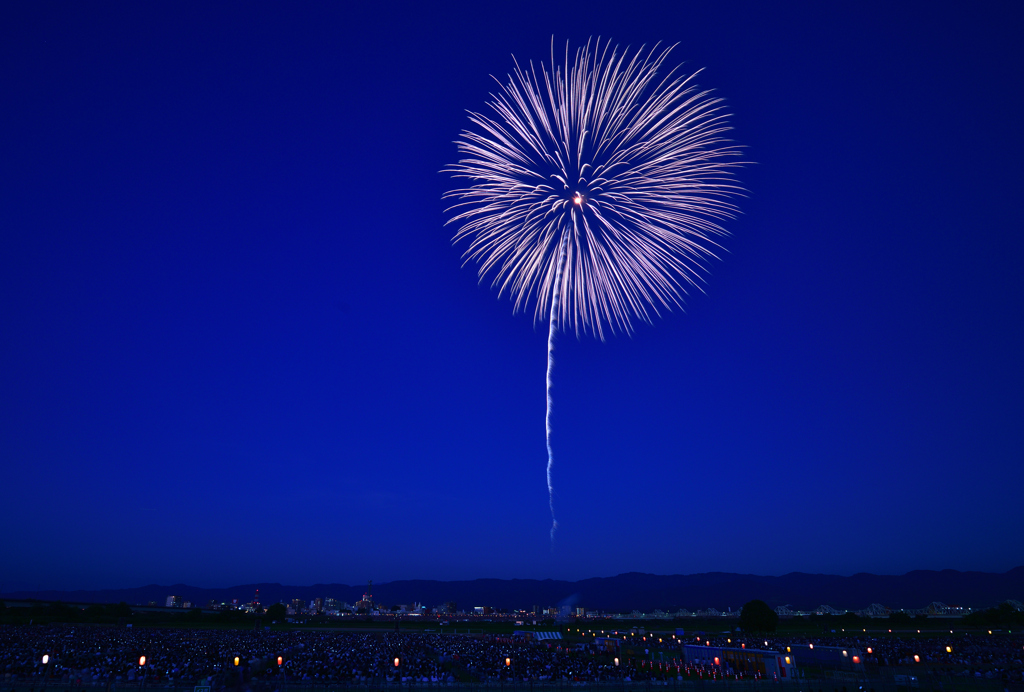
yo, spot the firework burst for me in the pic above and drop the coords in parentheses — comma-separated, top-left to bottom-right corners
(445, 38, 745, 543)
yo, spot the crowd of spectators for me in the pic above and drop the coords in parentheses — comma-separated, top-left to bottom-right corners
(2, 626, 1022, 688)
(698, 633, 1024, 683)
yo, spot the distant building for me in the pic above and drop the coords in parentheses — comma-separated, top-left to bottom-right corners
(165, 596, 182, 608)
(355, 580, 375, 612)
(291, 599, 306, 615)
(576, 607, 586, 617)
(314, 597, 323, 614)
(325, 598, 347, 611)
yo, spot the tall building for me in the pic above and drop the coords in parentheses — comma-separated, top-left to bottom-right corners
(165, 595, 182, 608)
(355, 580, 375, 611)
(291, 599, 306, 614)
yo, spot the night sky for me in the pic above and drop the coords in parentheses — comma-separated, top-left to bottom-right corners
(2, 1, 1022, 593)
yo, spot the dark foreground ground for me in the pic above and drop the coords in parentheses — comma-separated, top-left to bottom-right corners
(2, 625, 1021, 692)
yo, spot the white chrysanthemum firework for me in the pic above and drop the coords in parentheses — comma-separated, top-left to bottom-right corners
(445, 38, 745, 544)
(445, 38, 744, 340)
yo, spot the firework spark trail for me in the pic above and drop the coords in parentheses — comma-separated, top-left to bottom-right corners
(445, 38, 744, 543)
(545, 235, 567, 545)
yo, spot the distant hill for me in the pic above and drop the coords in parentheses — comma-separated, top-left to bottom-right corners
(3, 568, 1021, 612)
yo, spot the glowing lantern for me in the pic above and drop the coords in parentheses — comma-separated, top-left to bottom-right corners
(394, 657, 400, 668)
(139, 657, 146, 667)
(946, 647, 952, 653)
(914, 655, 920, 663)
(278, 657, 283, 666)
(42, 655, 49, 665)
(505, 658, 511, 667)
(234, 657, 239, 667)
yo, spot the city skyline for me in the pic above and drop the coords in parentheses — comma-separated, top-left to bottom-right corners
(4, 567, 1022, 613)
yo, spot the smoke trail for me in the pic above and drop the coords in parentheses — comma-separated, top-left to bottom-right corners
(545, 236, 567, 546)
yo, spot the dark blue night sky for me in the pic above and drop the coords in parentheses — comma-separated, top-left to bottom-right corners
(2, 1, 1022, 592)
